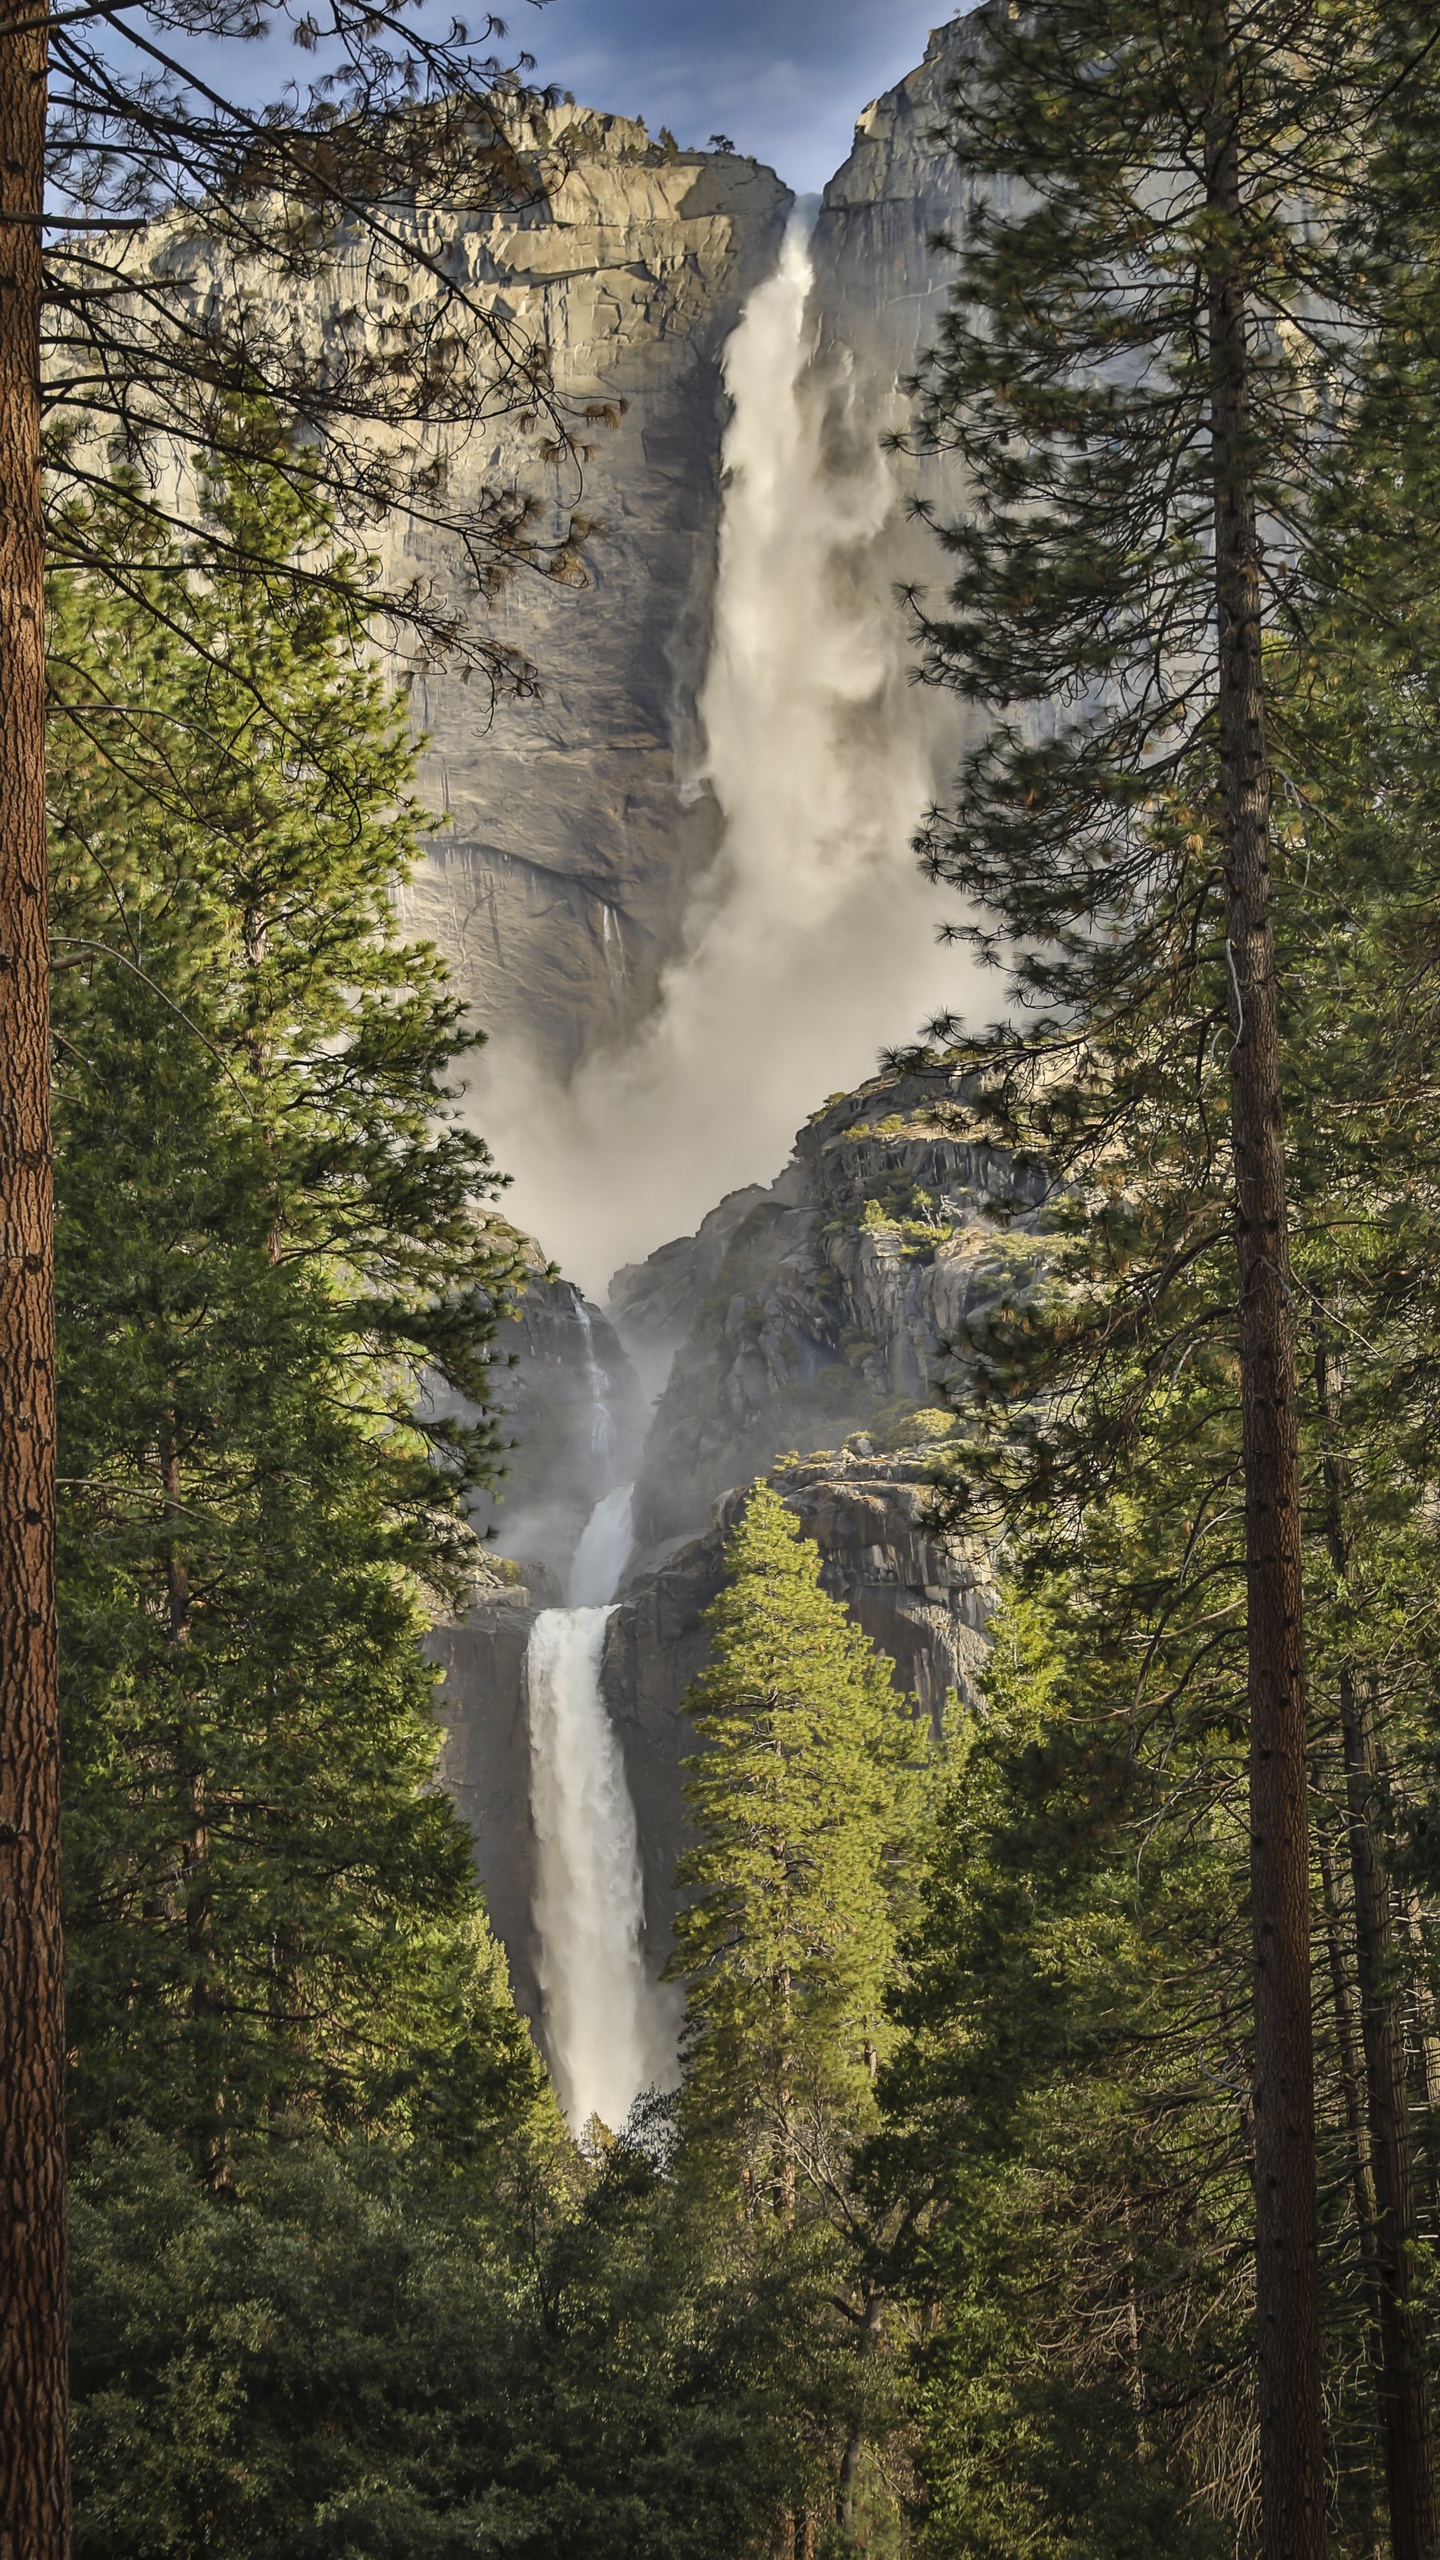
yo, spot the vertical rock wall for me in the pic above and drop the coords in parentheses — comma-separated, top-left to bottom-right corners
(391, 29, 985, 1100)
(386, 123, 794, 1080)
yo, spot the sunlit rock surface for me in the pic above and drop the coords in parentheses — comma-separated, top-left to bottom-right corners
(602, 1450, 994, 1956)
(394, 27, 987, 1088)
(811, 13, 985, 427)
(612, 1062, 1048, 1551)
(386, 119, 794, 1079)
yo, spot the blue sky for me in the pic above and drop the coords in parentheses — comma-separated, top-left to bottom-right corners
(518, 0, 957, 194)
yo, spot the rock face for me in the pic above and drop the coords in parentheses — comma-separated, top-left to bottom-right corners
(429, 1571, 544, 2023)
(387, 31, 986, 1095)
(432, 1440, 994, 2007)
(433, 1057, 1036, 2001)
(611, 1062, 1048, 1552)
(397, 39, 992, 1090)
(468, 1257, 648, 1589)
(602, 1451, 993, 1957)
(811, 14, 985, 447)
(381, 117, 794, 1082)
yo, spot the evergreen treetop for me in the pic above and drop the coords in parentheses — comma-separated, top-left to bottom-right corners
(51, 447, 532, 2165)
(671, 1486, 914, 2209)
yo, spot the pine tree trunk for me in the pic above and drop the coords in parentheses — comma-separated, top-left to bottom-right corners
(1207, 118, 1323, 2560)
(1319, 1827, 1390, 2560)
(0, 4, 68, 2555)
(1314, 1333, 1438, 2558)
(1318, 1834, 1383, 2325)
(1396, 1887, 1440, 2219)
(838, 2287, 883, 2538)
(1339, 1672, 1439, 2560)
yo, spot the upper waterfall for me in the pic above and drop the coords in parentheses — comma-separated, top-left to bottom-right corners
(476, 189, 974, 1291)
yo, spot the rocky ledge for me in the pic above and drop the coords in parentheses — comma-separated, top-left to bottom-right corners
(611, 1059, 1049, 1548)
(432, 1439, 993, 2006)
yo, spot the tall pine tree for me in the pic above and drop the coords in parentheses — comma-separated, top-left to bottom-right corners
(48, 443, 531, 2173)
(671, 1485, 920, 2551)
(903, 9, 1430, 2545)
(671, 1486, 910, 2213)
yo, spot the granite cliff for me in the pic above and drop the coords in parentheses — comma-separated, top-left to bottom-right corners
(432, 1055, 1034, 2019)
(612, 1062, 1047, 1551)
(384, 116, 794, 1080)
(392, 21, 982, 1112)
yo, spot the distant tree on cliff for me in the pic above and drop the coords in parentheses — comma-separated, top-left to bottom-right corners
(671, 1484, 921, 2547)
(901, 6, 1440, 2550)
(50, 438, 532, 2173)
(671, 1486, 911, 2217)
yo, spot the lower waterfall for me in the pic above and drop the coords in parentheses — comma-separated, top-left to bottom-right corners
(525, 1485, 678, 2132)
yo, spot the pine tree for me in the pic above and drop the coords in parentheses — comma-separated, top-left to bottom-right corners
(871, 1362, 1439, 2554)
(903, 11, 1435, 2546)
(5, 6, 582, 2519)
(671, 1486, 911, 2219)
(1258, 276, 1440, 2559)
(873, 1565, 1252, 2560)
(670, 1486, 923, 2550)
(48, 443, 530, 2170)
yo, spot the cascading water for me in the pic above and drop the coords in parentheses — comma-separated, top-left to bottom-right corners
(566, 1481, 635, 1609)
(525, 1468, 678, 2133)
(478, 206, 967, 1292)
(572, 1297, 616, 1463)
(517, 212, 971, 2117)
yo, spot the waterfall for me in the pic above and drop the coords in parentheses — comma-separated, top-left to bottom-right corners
(476, 206, 966, 1293)
(525, 1478, 678, 2132)
(566, 1482, 636, 1607)
(572, 1296, 615, 1464)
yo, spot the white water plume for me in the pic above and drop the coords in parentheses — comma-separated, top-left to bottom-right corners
(525, 1483, 679, 2131)
(566, 1481, 635, 1608)
(478, 211, 970, 1295)
(572, 1299, 616, 1466)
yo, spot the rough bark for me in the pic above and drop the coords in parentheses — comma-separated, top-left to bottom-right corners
(1315, 1338, 1438, 2560)
(0, 2, 68, 2553)
(1319, 1827, 1390, 2560)
(1397, 1885, 1440, 2149)
(838, 2287, 884, 2538)
(1208, 117, 1323, 2560)
(1318, 1835, 1383, 2321)
(1339, 1672, 1439, 2560)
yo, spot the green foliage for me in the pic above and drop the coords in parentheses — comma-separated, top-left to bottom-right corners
(56, 453, 869, 2560)
(671, 1486, 915, 2206)
(70, 2123, 827, 2560)
(664, 1488, 930, 2546)
(872, 1533, 1259, 2553)
(50, 443, 529, 2164)
(867, 17, 1440, 2552)
(846, 1400, 962, 1457)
